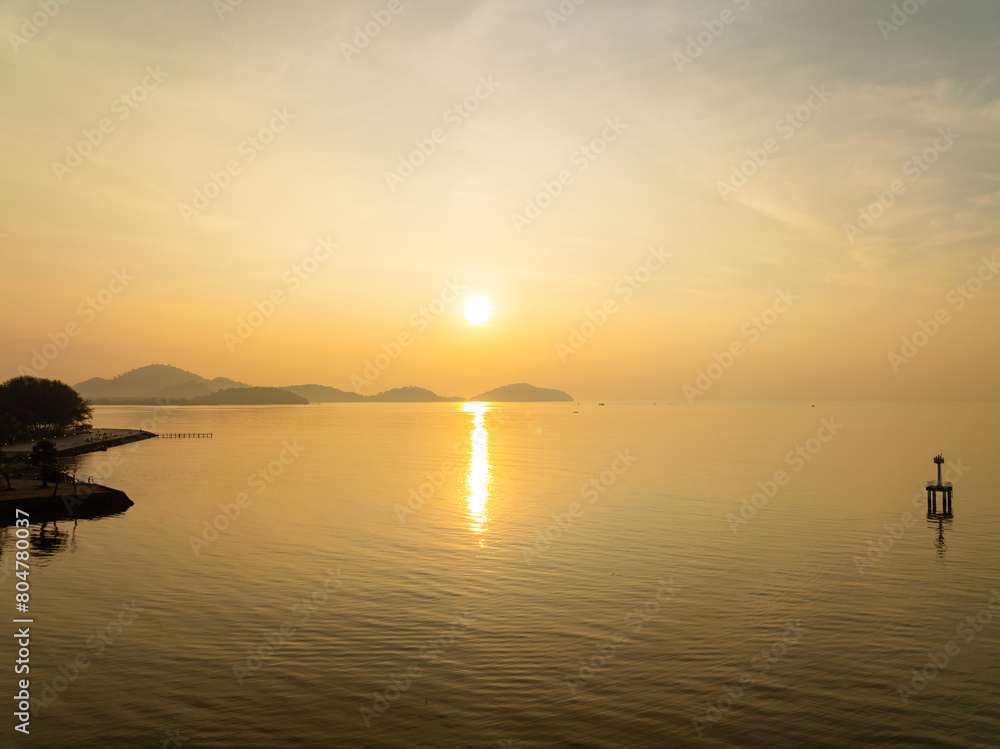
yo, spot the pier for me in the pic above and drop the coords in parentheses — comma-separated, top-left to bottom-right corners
(155, 433, 213, 438)
(926, 453, 953, 516)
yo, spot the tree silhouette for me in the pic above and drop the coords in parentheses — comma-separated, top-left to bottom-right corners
(0, 376, 91, 441)
(31, 439, 63, 495)
(0, 452, 12, 491)
(0, 412, 22, 490)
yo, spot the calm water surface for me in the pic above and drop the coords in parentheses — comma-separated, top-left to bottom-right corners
(4, 402, 999, 748)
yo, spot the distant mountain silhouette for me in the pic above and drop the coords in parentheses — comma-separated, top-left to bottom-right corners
(283, 384, 462, 402)
(74, 365, 569, 404)
(74, 364, 247, 399)
(366, 386, 463, 402)
(157, 379, 242, 399)
(189, 387, 308, 405)
(470, 383, 573, 401)
(283, 384, 364, 403)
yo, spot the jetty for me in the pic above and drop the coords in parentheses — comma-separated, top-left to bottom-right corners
(926, 453, 953, 516)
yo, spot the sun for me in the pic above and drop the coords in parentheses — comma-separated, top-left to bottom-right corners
(464, 296, 493, 325)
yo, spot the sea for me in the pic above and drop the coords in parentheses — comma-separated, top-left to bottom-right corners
(4, 401, 999, 748)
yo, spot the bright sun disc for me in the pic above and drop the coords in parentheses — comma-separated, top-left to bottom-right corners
(464, 297, 493, 325)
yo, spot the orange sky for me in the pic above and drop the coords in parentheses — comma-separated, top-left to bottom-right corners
(1, 1, 998, 400)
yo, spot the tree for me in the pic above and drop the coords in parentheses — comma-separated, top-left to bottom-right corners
(0, 412, 23, 491)
(0, 376, 92, 440)
(31, 439, 63, 496)
(0, 452, 12, 491)
(0, 412, 21, 445)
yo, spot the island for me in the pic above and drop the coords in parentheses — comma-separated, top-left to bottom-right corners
(75, 363, 248, 400)
(72, 365, 575, 404)
(365, 386, 464, 402)
(469, 383, 574, 402)
(283, 384, 365, 403)
(282, 384, 463, 403)
(188, 387, 308, 405)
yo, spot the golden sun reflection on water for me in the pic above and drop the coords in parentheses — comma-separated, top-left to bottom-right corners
(464, 402, 493, 537)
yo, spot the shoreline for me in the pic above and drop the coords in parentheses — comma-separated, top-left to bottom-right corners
(1, 430, 149, 522)
(0, 479, 133, 524)
(1, 428, 157, 457)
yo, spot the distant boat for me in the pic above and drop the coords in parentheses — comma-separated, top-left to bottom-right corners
(598, 403, 605, 406)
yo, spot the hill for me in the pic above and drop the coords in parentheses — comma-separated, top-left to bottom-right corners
(73, 366, 570, 405)
(157, 378, 248, 399)
(284, 384, 364, 403)
(74, 365, 247, 399)
(286, 384, 462, 402)
(366, 386, 464, 402)
(188, 387, 308, 405)
(469, 383, 574, 402)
